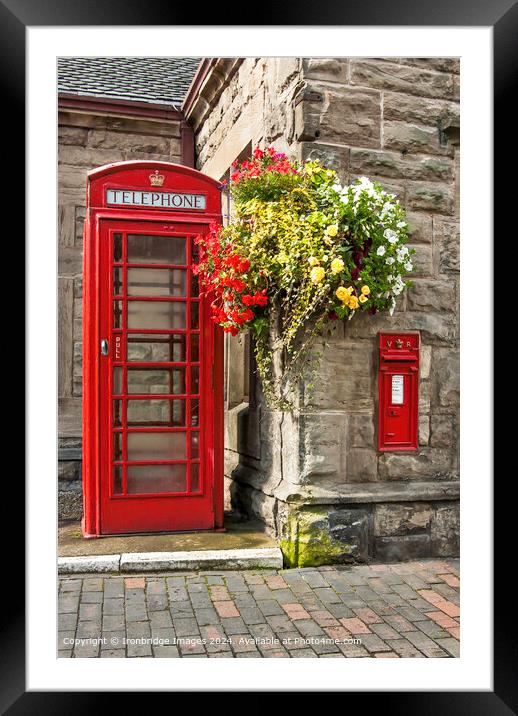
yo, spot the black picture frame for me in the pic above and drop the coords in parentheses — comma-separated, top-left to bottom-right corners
(12, 0, 505, 708)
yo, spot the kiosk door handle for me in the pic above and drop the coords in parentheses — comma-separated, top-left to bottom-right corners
(100, 339, 109, 356)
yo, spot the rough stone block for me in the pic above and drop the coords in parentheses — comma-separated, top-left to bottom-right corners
(295, 84, 381, 148)
(434, 219, 460, 273)
(383, 92, 459, 127)
(300, 142, 349, 183)
(374, 503, 433, 537)
(430, 415, 455, 447)
(374, 534, 431, 561)
(307, 339, 374, 411)
(348, 413, 375, 448)
(58, 126, 89, 146)
(351, 59, 454, 99)
(300, 412, 347, 484)
(407, 279, 455, 312)
(58, 145, 125, 168)
(58, 460, 81, 482)
(328, 507, 371, 561)
(344, 310, 455, 347)
(383, 121, 452, 157)
(346, 447, 378, 483)
(407, 183, 454, 215)
(350, 149, 453, 182)
(419, 380, 431, 414)
(419, 414, 430, 446)
(407, 212, 432, 244)
(281, 506, 371, 567)
(407, 244, 433, 278)
(378, 448, 456, 480)
(302, 58, 349, 83)
(431, 502, 460, 556)
(399, 58, 460, 74)
(87, 129, 171, 155)
(432, 348, 459, 408)
(420, 344, 432, 380)
(59, 247, 83, 277)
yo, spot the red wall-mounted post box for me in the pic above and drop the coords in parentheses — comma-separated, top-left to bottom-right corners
(378, 332, 420, 452)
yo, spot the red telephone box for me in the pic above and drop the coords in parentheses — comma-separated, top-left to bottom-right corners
(378, 332, 420, 452)
(82, 161, 224, 537)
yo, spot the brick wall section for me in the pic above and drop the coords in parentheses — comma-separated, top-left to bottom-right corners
(190, 57, 460, 562)
(58, 109, 184, 518)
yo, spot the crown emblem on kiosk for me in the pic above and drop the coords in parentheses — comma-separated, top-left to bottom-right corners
(149, 169, 165, 187)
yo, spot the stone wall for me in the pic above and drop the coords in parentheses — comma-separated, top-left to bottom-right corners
(188, 57, 460, 564)
(58, 108, 185, 519)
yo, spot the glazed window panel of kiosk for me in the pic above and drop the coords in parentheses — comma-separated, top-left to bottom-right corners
(126, 399, 186, 427)
(127, 367, 186, 395)
(127, 234, 186, 265)
(127, 432, 187, 461)
(127, 464, 187, 494)
(127, 300, 186, 330)
(127, 334, 187, 362)
(127, 268, 186, 297)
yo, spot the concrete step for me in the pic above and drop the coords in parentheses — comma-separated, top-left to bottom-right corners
(58, 547, 284, 574)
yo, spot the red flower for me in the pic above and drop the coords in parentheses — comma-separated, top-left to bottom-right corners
(253, 147, 264, 160)
(253, 293, 268, 306)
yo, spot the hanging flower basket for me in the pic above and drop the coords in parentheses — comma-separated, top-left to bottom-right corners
(193, 146, 414, 410)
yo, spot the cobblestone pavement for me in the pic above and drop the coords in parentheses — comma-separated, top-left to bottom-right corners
(58, 558, 460, 658)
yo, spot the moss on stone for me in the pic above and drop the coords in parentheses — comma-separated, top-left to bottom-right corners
(280, 506, 353, 568)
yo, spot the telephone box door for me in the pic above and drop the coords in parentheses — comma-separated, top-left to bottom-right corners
(97, 219, 218, 533)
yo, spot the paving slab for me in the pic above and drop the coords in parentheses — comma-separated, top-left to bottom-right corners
(59, 516, 276, 557)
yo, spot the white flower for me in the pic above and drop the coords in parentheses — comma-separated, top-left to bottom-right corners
(389, 298, 396, 316)
(396, 246, 409, 261)
(404, 261, 413, 272)
(392, 277, 405, 296)
(376, 245, 386, 256)
(397, 221, 407, 228)
(386, 256, 395, 265)
(384, 228, 398, 244)
(387, 274, 394, 283)
(332, 183, 343, 193)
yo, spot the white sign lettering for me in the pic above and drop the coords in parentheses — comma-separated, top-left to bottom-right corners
(106, 189, 206, 210)
(391, 375, 404, 405)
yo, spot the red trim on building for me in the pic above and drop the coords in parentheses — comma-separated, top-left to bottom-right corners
(182, 59, 217, 117)
(181, 122, 195, 168)
(58, 93, 184, 123)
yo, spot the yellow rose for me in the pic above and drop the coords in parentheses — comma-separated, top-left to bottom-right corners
(359, 294, 368, 303)
(308, 256, 319, 267)
(310, 266, 326, 284)
(335, 286, 350, 302)
(361, 285, 371, 296)
(349, 295, 359, 309)
(330, 258, 344, 274)
(326, 224, 338, 237)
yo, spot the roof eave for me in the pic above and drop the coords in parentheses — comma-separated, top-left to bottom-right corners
(58, 92, 185, 122)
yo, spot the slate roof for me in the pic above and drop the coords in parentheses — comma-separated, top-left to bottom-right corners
(58, 57, 201, 106)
